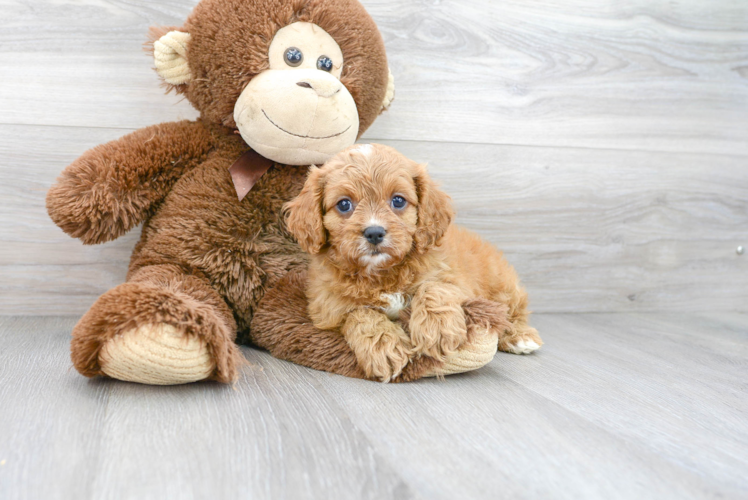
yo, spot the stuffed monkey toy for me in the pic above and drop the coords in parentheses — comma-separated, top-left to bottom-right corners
(46, 0, 505, 385)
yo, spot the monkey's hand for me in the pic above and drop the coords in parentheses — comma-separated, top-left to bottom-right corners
(343, 308, 413, 382)
(46, 120, 214, 244)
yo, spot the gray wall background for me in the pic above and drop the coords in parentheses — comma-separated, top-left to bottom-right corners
(1, 0, 746, 315)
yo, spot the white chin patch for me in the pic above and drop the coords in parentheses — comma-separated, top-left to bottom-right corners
(359, 253, 392, 269)
(234, 69, 359, 166)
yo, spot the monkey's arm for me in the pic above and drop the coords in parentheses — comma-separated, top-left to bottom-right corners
(46, 120, 215, 244)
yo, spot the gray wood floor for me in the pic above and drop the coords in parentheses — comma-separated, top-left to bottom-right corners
(1, 314, 746, 499)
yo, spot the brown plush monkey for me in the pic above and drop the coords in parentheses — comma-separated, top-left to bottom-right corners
(46, 0, 503, 385)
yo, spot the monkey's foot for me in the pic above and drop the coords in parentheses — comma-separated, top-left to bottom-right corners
(99, 323, 215, 385)
(422, 327, 498, 377)
(71, 276, 243, 385)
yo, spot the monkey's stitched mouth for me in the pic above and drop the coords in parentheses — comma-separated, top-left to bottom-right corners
(262, 109, 351, 140)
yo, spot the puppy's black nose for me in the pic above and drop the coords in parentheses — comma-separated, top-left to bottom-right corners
(363, 226, 386, 245)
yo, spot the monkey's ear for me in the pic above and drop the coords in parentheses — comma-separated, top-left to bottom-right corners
(152, 30, 192, 85)
(283, 167, 327, 254)
(380, 69, 395, 113)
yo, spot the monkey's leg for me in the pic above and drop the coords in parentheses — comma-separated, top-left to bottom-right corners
(71, 264, 244, 385)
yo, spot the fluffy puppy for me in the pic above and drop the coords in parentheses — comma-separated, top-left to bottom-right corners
(284, 144, 542, 381)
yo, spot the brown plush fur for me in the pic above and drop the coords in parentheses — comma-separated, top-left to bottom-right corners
(47, 0, 391, 383)
(284, 145, 542, 381)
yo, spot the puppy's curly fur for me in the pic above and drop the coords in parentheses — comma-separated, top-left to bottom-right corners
(285, 144, 542, 381)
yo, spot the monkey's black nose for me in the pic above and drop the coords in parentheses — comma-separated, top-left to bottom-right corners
(363, 226, 386, 245)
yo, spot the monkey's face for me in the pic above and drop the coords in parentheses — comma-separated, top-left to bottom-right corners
(233, 22, 360, 165)
(149, 0, 394, 166)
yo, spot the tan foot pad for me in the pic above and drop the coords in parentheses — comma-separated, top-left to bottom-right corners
(99, 323, 215, 385)
(423, 329, 498, 377)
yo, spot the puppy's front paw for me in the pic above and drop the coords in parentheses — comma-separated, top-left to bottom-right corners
(409, 290, 468, 361)
(344, 312, 412, 382)
(499, 326, 543, 355)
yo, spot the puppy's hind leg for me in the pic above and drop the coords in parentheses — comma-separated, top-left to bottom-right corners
(496, 286, 543, 355)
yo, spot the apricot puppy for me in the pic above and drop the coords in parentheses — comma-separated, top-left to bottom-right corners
(284, 144, 542, 382)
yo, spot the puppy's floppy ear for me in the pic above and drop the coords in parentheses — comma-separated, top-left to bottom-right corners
(283, 166, 327, 254)
(413, 164, 454, 253)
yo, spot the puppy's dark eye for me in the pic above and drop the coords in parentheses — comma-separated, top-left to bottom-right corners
(391, 196, 407, 209)
(317, 56, 334, 72)
(284, 47, 303, 67)
(336, 199, 353, 213)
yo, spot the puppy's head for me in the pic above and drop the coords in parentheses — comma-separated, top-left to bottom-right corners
(284, 144, 453, 273)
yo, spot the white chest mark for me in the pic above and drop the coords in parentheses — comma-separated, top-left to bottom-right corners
(379, 292, 410, 320)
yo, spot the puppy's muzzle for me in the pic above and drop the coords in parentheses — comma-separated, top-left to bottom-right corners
(363, 226, 386, 246)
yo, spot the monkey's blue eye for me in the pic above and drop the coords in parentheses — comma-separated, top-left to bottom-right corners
(317, 56, 334, 72)
(284, 47, 303, 67)
(391, 196, 407, 209)
(336, 199, 352, 213)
